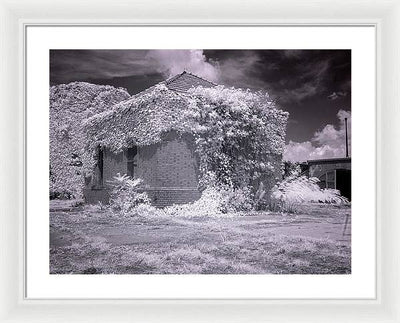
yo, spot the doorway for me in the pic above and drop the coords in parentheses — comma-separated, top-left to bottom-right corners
(336, 169, 351, 201)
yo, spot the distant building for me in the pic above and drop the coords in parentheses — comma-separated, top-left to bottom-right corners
(307, 157, 351, 200)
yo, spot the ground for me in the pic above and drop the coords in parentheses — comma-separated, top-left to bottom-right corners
(50, 201, 351, 274)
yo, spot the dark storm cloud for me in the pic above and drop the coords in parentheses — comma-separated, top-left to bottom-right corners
(50, 50, 158, 84)
(51, 50, 350, 106)
(202, 49, 351, 160)
(205, 50, 351, 105)
(50, 49, 351, 156)
(50, 50, 219, 86)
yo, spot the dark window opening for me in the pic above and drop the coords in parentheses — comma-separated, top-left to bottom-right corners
(336, 169, 351, 201)
(127, 146, 138, 178)
(96, 146, 104, 187)
(317, 169, 351, 200)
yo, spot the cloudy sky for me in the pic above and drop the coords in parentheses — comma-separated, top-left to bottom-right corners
(50, 49, 351, 162)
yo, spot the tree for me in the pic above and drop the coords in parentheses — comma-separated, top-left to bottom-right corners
(50, 82, 130, 198)
(186, 86, 289, 192)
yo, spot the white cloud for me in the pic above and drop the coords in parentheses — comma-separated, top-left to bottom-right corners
(146, 50, 220, 82)
(327, 91, 347, 100)
(283, 141, 315, 162)
(284, 109, 351, 162)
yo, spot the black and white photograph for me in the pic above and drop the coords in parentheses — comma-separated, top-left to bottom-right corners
(49, 49, 351, 275)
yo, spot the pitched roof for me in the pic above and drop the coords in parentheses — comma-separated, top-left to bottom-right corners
(133, 71, 216, 97)
(164, 71, 216, 93)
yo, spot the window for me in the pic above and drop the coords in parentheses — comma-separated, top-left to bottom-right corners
(318, 170, 336, 189)
(326, 170, 335, 189)
(127, 146, 138, 178)
(318, 174, 327, 189)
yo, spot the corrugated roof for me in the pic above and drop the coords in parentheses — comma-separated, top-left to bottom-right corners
(307, 157, 351, 165)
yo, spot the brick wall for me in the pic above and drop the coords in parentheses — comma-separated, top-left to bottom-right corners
(83, 187, 201, 207)
(145, 188, 201, 208)
(84, 131, 201, 207)
(84, 131, 284, 207)
(136, 132, 199, 188)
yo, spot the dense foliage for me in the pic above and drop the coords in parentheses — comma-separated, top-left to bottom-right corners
(83, 84, 189, 159)
(108, 173, 151, 216)
(270, 174, 349, 213)
(50, 82, 130, 198)
(163, 184, 254, 218)
(84, 84, 289, 201)
(186, 86, 288, 190)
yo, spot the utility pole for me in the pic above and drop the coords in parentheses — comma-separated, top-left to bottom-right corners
(345, 117, 349, 158)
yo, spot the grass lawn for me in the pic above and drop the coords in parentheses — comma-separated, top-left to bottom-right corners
(50, 202, 351, 274)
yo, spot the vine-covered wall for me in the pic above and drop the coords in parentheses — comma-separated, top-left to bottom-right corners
(84, 131, 200, 206)
(83, 83, 289, 206)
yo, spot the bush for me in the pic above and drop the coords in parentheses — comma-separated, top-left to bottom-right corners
(107, 171, 253, 218)
(131, 203, 160, 217)
(164, 187, 222, 217)
(108, 174, 150, 216)
(218, 185, 254, 213)
(270, 175, 349, 213)
(165, 183, 254, 218)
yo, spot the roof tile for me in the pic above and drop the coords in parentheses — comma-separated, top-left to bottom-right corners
(165, 71, 216, 93)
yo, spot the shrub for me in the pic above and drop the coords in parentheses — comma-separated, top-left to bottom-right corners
(107, 171, 253, 218)
(270, 175, 349, 213)
(199, 171, 254, 213)
(165, 183, 254, 218)
(218, 185, 254, 213)
(164, 187, 223, 217)
(108, 173, 150, 216)
(131, 203, 160, 217)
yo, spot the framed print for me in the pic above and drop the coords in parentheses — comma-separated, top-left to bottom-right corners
(0, 0, 399, 322)
(26, 25, 375, 300)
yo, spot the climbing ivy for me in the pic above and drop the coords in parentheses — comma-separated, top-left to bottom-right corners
(50, 82, 130, 198)
(84, 84, 289, 193)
